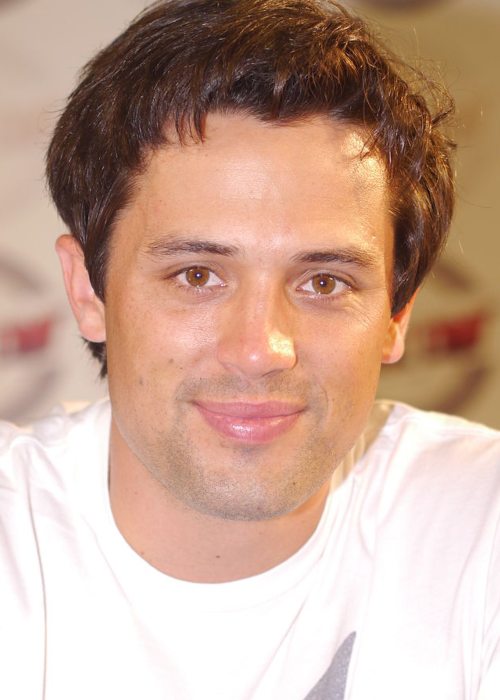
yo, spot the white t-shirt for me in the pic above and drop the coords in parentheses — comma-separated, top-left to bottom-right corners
(0, 399, 499, 700)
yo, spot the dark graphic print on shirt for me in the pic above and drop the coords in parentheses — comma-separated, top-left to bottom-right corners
(304, 632, 356, 700)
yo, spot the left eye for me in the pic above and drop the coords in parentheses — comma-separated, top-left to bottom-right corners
(176, 266, 222, 288)
(299, 273, 347, 296)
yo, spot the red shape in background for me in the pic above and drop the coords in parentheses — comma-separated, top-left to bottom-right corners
(425, 312, 488, 353)
(0, 316, 55, 355)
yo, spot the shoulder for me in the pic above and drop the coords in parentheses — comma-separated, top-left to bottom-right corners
(359, 403, 500, 559)
(0, 399, 111, 491)
(374, 400, 500, 469)
(358, 401, 500, 525)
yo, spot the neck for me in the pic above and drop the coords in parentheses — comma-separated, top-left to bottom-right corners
(108, 422, 331, 584)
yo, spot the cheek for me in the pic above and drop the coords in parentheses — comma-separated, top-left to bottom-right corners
(106, 296, 218, 384)
(306, 314, 389, 392)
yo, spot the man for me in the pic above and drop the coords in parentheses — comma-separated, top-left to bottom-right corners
(1, 0, 498, 698)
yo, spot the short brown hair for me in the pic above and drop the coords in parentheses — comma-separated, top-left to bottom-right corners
(46, 0, 455, 375)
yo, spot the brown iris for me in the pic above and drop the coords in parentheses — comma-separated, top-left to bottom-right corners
(185, 267, 210, 287)
(311, 273, 337, 295)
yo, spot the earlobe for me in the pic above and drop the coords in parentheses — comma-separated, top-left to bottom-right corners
(55, 234, 106, 343)
(382, 293, 417, 365)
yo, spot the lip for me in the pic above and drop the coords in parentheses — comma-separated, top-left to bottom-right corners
(193, 400, 305, 444)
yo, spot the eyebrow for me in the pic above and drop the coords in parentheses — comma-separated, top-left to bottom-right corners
(290, 248, 380, 269)
(144, 236, 380, 269)
(145, 237, 239, 258)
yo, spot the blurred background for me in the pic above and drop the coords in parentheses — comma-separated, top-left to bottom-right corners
(1, 0, 498, 427)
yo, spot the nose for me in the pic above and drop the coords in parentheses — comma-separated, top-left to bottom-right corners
(216, 286, 297, 380)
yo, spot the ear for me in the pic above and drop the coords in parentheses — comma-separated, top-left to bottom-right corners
(382, 292, 417, 365)
(55, 234, 106, 343)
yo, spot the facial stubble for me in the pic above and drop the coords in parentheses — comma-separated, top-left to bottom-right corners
(136, 376, 358, 522)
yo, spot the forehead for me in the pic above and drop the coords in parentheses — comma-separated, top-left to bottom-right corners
(114, 113, 392, 262)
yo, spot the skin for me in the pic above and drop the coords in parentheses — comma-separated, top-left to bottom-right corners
(57, 113, 414, 582)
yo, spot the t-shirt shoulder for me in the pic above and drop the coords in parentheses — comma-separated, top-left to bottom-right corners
(371, 399, 500, 485)
(0, 399, 111, 489)
(382, 399, 500, 439)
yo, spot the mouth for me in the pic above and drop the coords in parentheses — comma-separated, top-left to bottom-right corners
(193, 400, 305, 444)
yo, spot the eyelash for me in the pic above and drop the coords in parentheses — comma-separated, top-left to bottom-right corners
(168, 266, 352, 300)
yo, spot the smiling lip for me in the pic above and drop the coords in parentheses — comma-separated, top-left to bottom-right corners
(193, 400, 305, 444)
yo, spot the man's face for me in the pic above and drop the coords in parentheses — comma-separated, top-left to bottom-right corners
(84, 113, 407, 521)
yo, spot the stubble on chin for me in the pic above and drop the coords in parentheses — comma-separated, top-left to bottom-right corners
(137, 375, 360, 522)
